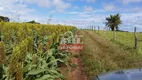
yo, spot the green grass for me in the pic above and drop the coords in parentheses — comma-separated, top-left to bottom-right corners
(99, 30, 142, 55)
(80, 30, 142, 79)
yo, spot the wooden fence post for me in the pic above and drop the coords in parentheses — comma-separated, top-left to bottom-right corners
(0, 31, 1, 41)
(113, 27, 116, 41)
(134, 27, 138, 49)
(98, 26, 100, 34)
(94, 26, 96, 32)
(104, 26, 107, 37)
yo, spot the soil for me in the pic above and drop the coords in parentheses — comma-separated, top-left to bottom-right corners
(59, 52, 87, 80)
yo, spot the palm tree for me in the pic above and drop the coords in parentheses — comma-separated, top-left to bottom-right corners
(105, 14, 122, 41)
(106, 14, 122, 31)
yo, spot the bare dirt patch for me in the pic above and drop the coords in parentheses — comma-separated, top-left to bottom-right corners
(60, 52, 87, 80)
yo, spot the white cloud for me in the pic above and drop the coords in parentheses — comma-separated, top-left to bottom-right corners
(83, 6, 94, 12)
(37, 0, 52, 8)
(0, 7, 4, 11)
(0, 0, 55, 23)
(73, 6, 80, 9)
(102, 3, 115, 11)
(68, 11, 80, 14)
(80, 0, 96, 3)
(53, 0, 71, 12)
(119, 0, 142, 4)
(121, 13, 142, 24)
(116, 7, 142, 13)
(87, 0, 96, 3)
(118, 12, 142, 31)
(0, 0, 72, 22)
(23, 0, 71, 12)
(66, 9, 105, 15)
(0, 0, 35, 21)
(61, 11, 107, 28)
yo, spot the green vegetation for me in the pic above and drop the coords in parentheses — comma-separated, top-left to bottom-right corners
(0, 16, 10, 22)
(0, 22, 76, 80)
(99, 31, 142, 54)
(26, 20, 40, 24)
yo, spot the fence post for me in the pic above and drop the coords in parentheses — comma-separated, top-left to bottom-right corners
(98, 26, 100, 34)
(94, 26, 96, 32)
(134, 27, 138, 49)
(0, 31, 1, 41)
(113, 27, 116, 41)
(104, 26, 107, 37)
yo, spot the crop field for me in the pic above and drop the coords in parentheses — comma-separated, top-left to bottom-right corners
(0, 22, 77, 80)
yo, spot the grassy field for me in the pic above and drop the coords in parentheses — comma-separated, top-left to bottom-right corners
(99, 30, 142, 55)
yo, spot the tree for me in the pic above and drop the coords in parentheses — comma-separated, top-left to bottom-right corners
(105, 14, 122, 31)
(26, 20, 40, 24)
(0, 16, 10, 22)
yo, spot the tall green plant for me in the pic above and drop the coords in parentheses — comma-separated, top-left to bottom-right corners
(9, 38, 29, 80)
(0, 41, 5, 79)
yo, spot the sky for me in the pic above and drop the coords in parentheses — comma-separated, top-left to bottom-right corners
(0, 0, 142, 31)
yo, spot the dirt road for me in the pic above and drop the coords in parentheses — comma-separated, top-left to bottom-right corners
(61, 30, 142, 80)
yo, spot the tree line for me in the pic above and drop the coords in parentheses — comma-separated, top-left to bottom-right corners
(0, 16, 40, 24)
(0, 16, 10, 22)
